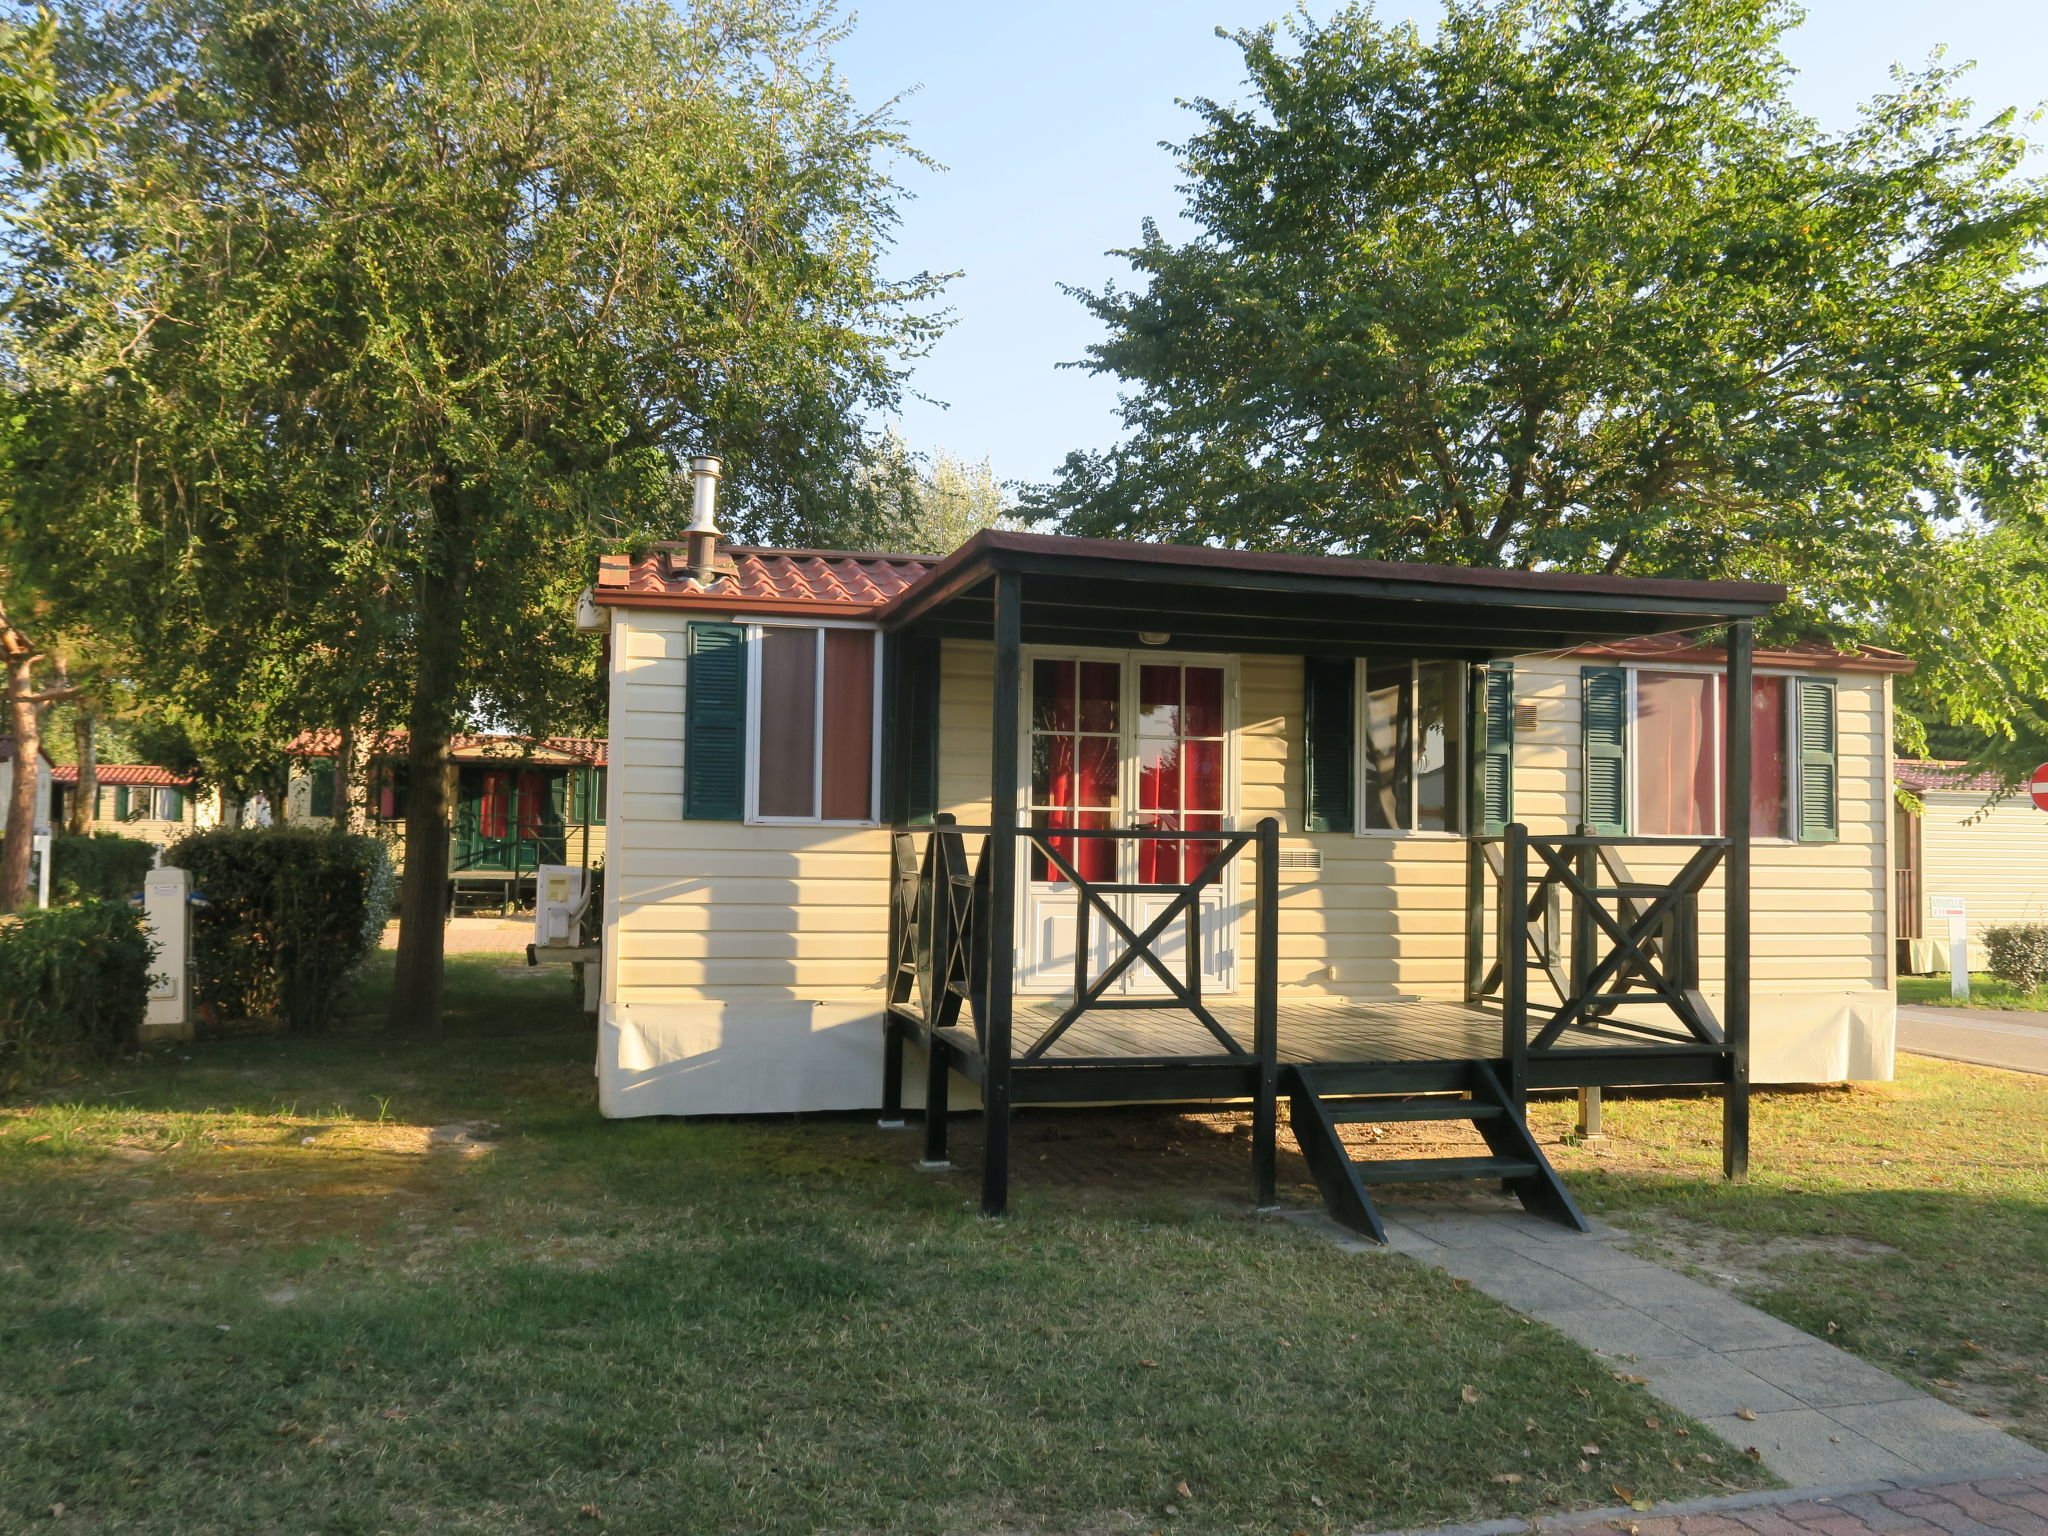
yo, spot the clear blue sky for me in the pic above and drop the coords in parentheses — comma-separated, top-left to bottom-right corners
(829, 1, 2047, 492)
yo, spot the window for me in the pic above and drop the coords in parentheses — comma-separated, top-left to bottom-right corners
(1361, 661, 1467, 833)
(745, 624, 879, 824)
(370, 763, 409, 822)
(1582, 666, 1834, 840)
(308, 762, 336, 819)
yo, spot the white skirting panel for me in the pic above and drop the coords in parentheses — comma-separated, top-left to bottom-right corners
(1745, 989, 1896, 1084)
(599, 1002, 887, 1118)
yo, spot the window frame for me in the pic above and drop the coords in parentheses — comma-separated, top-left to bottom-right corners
(1619, 662, 1805, 842)
(741, 617, 885, 828)
(1351, 658, 1471, 839)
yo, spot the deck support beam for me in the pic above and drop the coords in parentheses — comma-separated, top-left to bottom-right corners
(1251, 816, 1280, 1206)
(1723, 619, 1753, 1182)
(981, 570, 1022, 1216)
(922, 1030, 951, 1165)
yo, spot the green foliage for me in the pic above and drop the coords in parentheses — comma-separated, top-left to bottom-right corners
(0, 899, 151, 1089)
(1983, 923, 2048, 991)
(1033, 0, 2048, 651)
(2, 0, 946, 759)
(166, 827, 395, 1035)
(863, 436, 1019, 555)
(49, 830, 154, 903)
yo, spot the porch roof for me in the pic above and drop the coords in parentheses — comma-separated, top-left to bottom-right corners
(879, 531, 1786, 661)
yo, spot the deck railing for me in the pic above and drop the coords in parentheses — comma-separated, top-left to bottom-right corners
(889, 816, 1281, 1062)
(1469, 825, 1731, 1097)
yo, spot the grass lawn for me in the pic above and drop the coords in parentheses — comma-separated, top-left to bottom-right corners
(0, 953, 1764, 1536)
(1899, 973, 2048, 1010)
(1531, 1061, 2048, 1448)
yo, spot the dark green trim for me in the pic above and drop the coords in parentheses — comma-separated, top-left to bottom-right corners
(902, 635, 941, 825)
(1580, 667, 1628, 836)
(1482, 664, 1514, 835)
(1303, 656, 1355, 833)
(1794, 676, 1838, 843)
(684, 621, 748, 821)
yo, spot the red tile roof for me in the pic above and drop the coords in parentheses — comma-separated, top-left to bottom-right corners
(593, 544, 936, 616)
(1569, 632, 1915, 675)
(584, 533, 1903, 677)
(50, 764, 195, 787)
(286, 730, 607, 766)
(1895, 759, 2012, 795)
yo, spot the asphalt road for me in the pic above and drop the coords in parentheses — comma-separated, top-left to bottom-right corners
(1897, 1003, 2048, 1076)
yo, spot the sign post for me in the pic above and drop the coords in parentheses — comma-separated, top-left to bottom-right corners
(1928, 894, 1969, 1001)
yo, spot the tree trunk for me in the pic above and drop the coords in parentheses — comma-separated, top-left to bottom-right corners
(2, 649, 42, 911)
(387, 554, 470, 1039)
(338, 722, 369, 834)
(70, 708, 97, 835)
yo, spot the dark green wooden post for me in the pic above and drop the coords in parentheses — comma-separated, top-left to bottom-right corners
(1464, 663, 1490, 1002)
(982, 570, 1022, 1217)
(1723, 620, 1753, 1182)
(1502, 822, 1529, 1110)
(1252, 816, 1281, 1206)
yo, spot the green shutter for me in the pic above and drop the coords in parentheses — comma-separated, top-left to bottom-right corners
(569, 766, 606, 825)
(1303, 656, 1355, 833)
(902, 636, 941, 825)
(114, 785, 131, 820)
(1795, 677, 1838, 843)
(161, 787, 184, 822)
(1482, 663, 1515, 835)
(1580, 667, 1628, 835)
(684, 621, 748, 821)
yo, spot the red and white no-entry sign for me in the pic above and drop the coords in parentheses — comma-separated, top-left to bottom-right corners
(2032, 763, 2048, 812)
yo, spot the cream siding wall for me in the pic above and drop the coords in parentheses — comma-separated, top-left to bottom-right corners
(600, 624, 1897, 1116)
(1916, 790, 2048, 941)
(599, 607, 895, 1116)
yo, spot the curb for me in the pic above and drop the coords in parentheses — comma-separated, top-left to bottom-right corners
(1371, 1462, 2048, 1536)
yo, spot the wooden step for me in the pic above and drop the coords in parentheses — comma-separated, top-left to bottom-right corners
(1323, 1099, 1504, 1125)
(1350, 1155, 1539, 1185)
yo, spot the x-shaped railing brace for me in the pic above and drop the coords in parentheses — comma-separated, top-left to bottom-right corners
(1528, 840, 1727, 1049)
(1020, 831, 1252, 1060)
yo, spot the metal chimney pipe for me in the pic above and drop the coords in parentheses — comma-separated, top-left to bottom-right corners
(684, 455, 723, 583)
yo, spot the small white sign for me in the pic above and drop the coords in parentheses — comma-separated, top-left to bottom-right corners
(1929, 895, 1966, 919)
(1929, 896, 1969, 999)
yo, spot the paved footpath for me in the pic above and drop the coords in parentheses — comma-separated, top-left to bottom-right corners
(1896, 1007, 2048, 1076)
(1381, 1472, 2048, 1536)
(1283, 1199, 2048, 1488)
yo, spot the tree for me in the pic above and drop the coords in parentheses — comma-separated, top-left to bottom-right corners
(0, 587, 79, 909)
(4, 0, 945, 1032)
(1031, 0, 2048, 645)
(863, 435, 1018, 555)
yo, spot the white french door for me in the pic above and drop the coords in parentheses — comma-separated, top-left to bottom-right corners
(1017, 650, 1239, 997)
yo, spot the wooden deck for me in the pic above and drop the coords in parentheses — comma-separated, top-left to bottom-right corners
(1008, 995, 1699, 1064)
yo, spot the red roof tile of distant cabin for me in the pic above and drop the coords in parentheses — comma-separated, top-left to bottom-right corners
(285, 730, 608, 766)
(1568, 631, 1915, 674)
(592, 544, 938, 616)
(1895, 759, 2009, 795)
(49, 764, 195, 787)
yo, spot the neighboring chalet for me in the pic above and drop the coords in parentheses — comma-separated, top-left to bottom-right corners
(284, 731, 607, 909)
(0, 737, 55, 832)
(580, 520, 1907, 1236)
(1894, 759, 2048, 973)
(50, 764, 198, 846)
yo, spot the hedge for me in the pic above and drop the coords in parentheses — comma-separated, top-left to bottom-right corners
(52, 831, 158, 903)
(0, 900, 153, 1090)
(1984, 923, 2048, 992)
(165, 827, 397, 1034)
